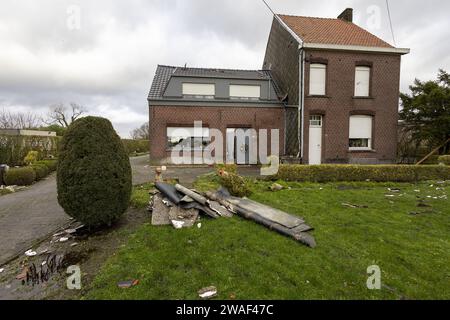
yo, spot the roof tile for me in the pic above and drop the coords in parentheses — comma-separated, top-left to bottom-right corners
(278, 15, 393, 48)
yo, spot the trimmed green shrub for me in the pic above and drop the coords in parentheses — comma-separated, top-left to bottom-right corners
(122, 139, 150, 155)
(215, 163, 238, 174)
(438, 155, 450, 165)
(217, 171, 252, 197)
(4, 167, 36, 186)
(31, 164, 49, 180)
(35, 160, 58, 172)
(57, 116, 132, 227)
(269, 165, 450, 183)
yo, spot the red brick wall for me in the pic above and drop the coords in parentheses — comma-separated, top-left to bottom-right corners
(149, 105, 284, 163)
(303, 50, 402, 164)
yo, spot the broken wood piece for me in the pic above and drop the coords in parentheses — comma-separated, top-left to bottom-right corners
(151, 194, 171, 225)
(198, 286, 218, 299)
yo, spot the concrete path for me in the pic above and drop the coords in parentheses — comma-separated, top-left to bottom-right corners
(0, 155, 153, 265)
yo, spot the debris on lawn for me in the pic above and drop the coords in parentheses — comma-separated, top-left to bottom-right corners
(150, 182, 316, 248)
(269, 183, 284, 191)
(341, 203, 369, 209)
(117, 279, 139, 289)
(198, 286, 218, 299)
(25, 249, 37, 257)
(59, 237, 69, 243)
(0, 268, 4, 273)
(387, 188, 401, 193)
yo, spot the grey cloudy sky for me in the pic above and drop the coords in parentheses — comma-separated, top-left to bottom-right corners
(0, 0, 449, 137)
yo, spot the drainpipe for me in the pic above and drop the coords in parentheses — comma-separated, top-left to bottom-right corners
(298, 46, 305, 161)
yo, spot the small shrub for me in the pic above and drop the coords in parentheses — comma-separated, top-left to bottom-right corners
(215, 163, 237, 174)
(438, 155, 450, 166)
(4, 167, 36, 186)
(57, 116, 132, 227)
(217, 170, 252, 197)
(36, 160, 58, 172)
(31, 164, 49, 180)
(269, 165, 450, 183)
(24, 151, 39, 165)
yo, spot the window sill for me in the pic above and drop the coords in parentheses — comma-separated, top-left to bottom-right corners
(307, 95, 330, 98)
(352, 96, 374, 100)
(348, 149, 376, 153)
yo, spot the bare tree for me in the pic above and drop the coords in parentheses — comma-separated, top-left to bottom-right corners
(0, 108, 42, 129)
(46, 103, 87, 127)
(130, 122, 149, 140)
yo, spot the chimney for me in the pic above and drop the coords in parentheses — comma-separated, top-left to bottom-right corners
(338, 8, 353, 22)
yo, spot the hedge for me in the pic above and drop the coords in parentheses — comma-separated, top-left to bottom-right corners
(4, 167, 36, 186)
(0, 134, 60, 166)
(269, 165, 450, 183)
(122, 139, 150, 155)
(438, 155, 450, 165)
(35, 160, 58, 172)
(31, 164, 49, 181)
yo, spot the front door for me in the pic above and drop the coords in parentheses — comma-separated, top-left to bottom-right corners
(308, 115, 322, 165)
(226, 128, 251, 164)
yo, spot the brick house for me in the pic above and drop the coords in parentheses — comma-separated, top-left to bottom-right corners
(148, 8, 409, 165)
(263, 8, 409, 164)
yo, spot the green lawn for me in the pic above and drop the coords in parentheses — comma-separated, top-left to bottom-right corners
(84, 178, 450, 300)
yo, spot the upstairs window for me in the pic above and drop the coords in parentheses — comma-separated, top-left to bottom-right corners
(309, 63, 327, 96)
(229, 85, 260, 100)
(182, 83, 215, 98)
(349, 115, 373, 150)
(354, 66, 371, 97)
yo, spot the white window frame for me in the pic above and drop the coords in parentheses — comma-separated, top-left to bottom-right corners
(349, 115, 373, 151)
(354, 66, 371, 97)
(309, 115, 322, 127)
(229, 84, 261, 100)
(182, 83, 215, 97)
(309, 63, 327, 96)
(166, 127, 210, 151)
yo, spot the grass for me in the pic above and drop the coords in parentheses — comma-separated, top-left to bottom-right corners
(84, 177, 450, 300)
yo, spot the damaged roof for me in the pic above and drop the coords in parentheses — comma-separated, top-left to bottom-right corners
(148, 65, 282, 102)
(278, 14, 394, 48)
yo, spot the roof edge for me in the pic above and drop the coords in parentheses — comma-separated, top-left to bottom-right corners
(303, 42, 410, 55)
(274, 14, 303, 45)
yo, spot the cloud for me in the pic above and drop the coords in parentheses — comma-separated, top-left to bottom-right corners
(0, 0, 449, 137)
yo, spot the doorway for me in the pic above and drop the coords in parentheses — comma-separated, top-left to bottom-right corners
(308, 115, 322, 165)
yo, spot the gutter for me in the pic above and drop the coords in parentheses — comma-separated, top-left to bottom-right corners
(303, 43, 410, 55)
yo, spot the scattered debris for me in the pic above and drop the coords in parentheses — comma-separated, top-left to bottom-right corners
(59, 237, 69, 243)
(70, 242, 78, 247)
(198, 286, 218, 299)
(385, 195, 395, 198)
(342, 203, 369, 209)
(25, 249, 37, 257)
(118, 279, 139, 289)
(269, 183, 284, 191)
(16, 267, 28, 280)
(152, 182, 315, 248)
(388, 188, 401, 193)
(171, 220, 185, 229)
(151, 194, 171, 226)
(0, 268, 4, 273)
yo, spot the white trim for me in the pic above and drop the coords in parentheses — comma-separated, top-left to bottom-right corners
(274, 15, 304, 45)
(303, 43, 410, 54)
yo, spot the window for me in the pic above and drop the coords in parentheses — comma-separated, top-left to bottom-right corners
(229, 85, 260, 100)
(349, 115, 373, 150)
(309, 64, 326, 95)
(166, 127, 210, 150)
(309, 115, 322, 127)
(182, 83, 215, 98)
(354, 66, 371, 97)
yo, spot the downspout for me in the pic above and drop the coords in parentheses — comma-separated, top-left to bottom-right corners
(298, 45, 305, 161)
